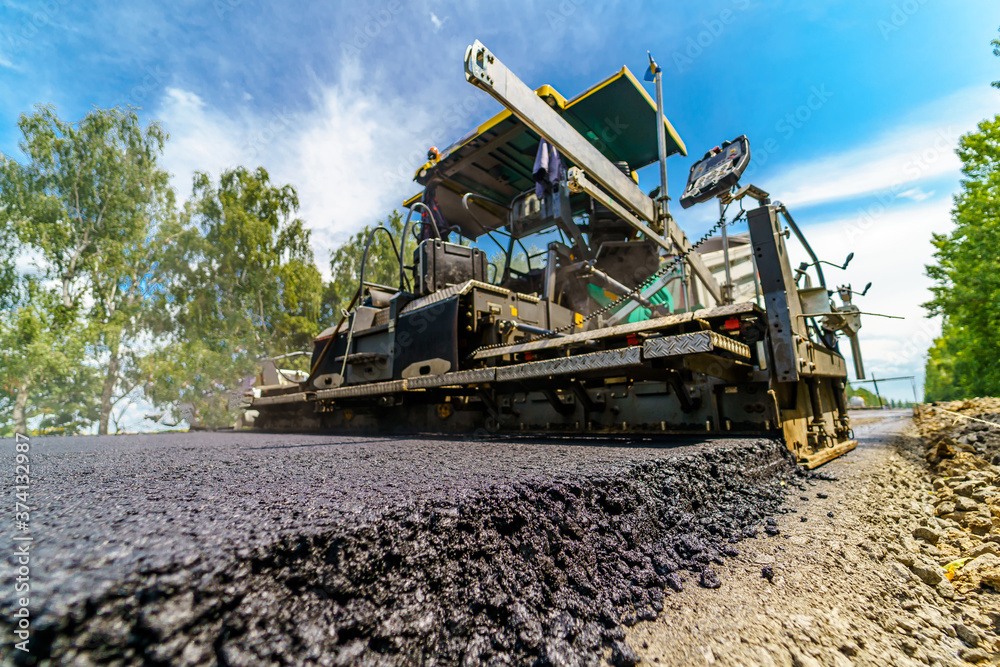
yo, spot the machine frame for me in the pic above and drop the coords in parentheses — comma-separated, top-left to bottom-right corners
(249, 40, 866, 468)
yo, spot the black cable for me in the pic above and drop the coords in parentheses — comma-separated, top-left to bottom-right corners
(399, 208, 417, 291)
(462, 193, 511, 271)
(409, 200, 441, 241)
(342, 224, 394, 378)
(368, 226, 402, 272)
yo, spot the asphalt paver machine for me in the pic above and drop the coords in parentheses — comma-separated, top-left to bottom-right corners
(251, 40, 869, 468)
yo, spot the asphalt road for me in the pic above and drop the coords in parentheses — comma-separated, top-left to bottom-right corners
(0, 430, 798, 666)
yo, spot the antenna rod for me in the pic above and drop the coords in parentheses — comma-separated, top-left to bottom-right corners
(649, 51, 688, 303)
(651, 54, 670, 223)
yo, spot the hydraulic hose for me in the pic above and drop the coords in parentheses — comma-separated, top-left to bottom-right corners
(401, 202, 436, 292)
(341, 225, 395, 380)
(776, 203, 825, 289)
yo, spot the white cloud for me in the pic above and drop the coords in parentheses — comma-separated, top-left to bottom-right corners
(429, 12, 446, 31)
(760, 86, 999, 210)
(784, 199, 952, 400)
(158, 88, 243, 197)
(156, 59, 440, 274)
(737, 85, 999, 400)
(14, 245, 42, 277)
(896, 187, 934, 202)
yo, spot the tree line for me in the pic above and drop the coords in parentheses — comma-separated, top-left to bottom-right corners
(0, 106, 401, 435)
(922, 29, 1000, 401)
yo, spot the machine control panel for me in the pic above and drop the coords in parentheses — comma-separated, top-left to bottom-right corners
(680, 135, 751, 209)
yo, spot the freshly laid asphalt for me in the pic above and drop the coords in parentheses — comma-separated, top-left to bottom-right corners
(0, 430, 799, 666)
(4, 432, 747, 606)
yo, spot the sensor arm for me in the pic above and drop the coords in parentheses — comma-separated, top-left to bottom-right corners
(465, 40, 655, 223)
(464, 39, 722, 304)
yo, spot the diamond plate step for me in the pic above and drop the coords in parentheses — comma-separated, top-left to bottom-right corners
(495, 347, 643, 383)
(643, 331, 751, 360)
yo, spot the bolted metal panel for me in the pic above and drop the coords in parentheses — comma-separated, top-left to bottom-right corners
(474, 313, 694, 359)
(747, 205, 800, 383)
(495, 346, 643, 383)
(691, 302, 761, 319)
(643, 331, 751, 360)
(401, 358, 452, 380)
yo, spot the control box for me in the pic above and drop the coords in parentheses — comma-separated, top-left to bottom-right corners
(416, 239, 488, 295)
(680, 135, 751, 209)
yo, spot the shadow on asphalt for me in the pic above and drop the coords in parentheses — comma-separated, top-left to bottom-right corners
(246, 431, 782, 452)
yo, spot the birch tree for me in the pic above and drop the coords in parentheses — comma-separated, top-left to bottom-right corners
(0, 106, 176, 433)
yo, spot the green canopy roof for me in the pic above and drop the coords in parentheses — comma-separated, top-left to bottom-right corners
(406, 67, 686, 238)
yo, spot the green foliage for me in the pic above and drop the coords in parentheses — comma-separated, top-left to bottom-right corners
(0, 102, 338, 434)
(1, 105, 170, 312)
(143, 167, 323, 428)
(921, 32, 1000, 401)
(325, 210, 406, 323)
(0, 280, 98, 436)
(924, 326, 963, 402)
(0, 210, 19, 311)
(994, 28, 1000, 89)
(923, 114, 1000, 399)
(0, 105, 176, 433)
(181, 166, 321, 346)
(33, 363, 103, 435)
(845, 384, 881, 408)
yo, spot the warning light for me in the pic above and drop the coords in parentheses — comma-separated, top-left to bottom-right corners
(723, 317, 741, 330)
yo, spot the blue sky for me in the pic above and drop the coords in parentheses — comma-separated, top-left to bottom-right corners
(2, 0, 999, 404)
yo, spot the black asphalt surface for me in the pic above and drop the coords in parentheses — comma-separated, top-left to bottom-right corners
(0, 430, 803, 666)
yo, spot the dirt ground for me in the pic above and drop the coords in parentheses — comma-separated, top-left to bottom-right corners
(629, 409, 1000, 667)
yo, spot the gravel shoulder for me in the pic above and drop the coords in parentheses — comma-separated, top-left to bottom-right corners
(630, 410, 1000, 667)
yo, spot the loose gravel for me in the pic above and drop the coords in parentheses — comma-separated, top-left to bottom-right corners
(631, 409, 1000, 666)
